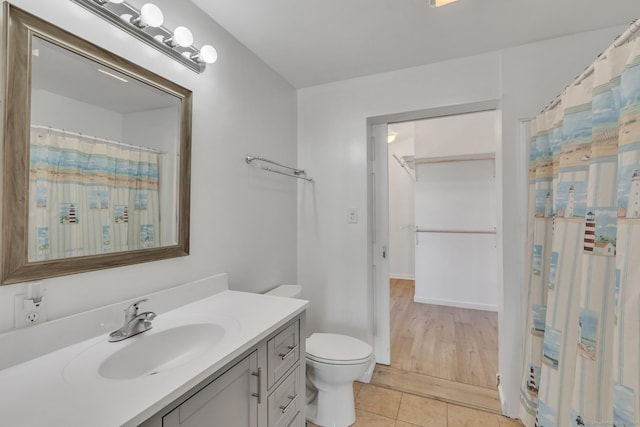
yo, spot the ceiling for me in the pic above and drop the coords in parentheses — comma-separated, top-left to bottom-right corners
(192, 0, 639, 88)
(32, 36, 179, 114)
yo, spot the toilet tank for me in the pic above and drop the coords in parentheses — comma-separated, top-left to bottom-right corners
(264, 285, 302, 298)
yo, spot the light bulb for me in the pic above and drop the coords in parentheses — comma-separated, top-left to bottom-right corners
(166, 26, 193, 48)
(195, 45, 218, 64)
(429, 0, 458, 6)
(132, 3, 163, 28)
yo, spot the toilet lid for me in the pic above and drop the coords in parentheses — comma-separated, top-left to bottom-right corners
(306, 333, 373, 364)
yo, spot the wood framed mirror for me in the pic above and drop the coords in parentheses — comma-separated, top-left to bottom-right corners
(1, 4, 191, 285)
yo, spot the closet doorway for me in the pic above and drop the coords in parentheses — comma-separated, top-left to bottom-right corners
(368, 105, 501, 412)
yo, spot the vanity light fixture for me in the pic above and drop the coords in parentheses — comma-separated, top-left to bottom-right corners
(71, 0, 218, 73)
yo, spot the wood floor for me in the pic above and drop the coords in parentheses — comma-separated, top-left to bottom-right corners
(370, 278, 502, 414)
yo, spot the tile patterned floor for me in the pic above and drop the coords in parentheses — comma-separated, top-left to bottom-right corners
(307, 382, 523, 427)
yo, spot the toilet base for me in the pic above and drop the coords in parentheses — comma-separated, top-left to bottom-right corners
(306, 383, 355, 427)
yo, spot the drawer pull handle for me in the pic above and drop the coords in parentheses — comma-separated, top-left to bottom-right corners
(279, 395, 297, 414)
(278, 345, 297, 360)
(251, 368, 262, 404)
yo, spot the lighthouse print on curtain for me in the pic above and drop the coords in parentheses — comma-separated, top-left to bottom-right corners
(520, 36, 640, 427)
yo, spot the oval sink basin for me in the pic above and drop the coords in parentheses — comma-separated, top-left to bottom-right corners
(99, 323, 225, 380)
(63, 319, 237, 385)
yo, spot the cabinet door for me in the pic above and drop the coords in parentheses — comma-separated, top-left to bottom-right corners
(163, 351, 259, 427)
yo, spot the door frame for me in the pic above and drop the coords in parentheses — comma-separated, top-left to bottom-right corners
(366, 99, 501, 368)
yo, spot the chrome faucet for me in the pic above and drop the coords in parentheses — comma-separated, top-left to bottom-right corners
(109, 299, 157, 342)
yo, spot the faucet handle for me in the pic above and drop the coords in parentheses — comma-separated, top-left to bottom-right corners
(125, 299, 148, 319)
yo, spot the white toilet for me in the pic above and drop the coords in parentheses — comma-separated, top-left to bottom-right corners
(265, 285, 373, 427)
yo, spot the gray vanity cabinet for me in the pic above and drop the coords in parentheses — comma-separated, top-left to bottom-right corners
(141, 314, 305, 427)
(265, 320, 302, 427)
(162, 351, 259, 427)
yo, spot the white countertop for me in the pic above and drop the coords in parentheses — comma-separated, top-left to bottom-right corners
(0, 290, 308, 427)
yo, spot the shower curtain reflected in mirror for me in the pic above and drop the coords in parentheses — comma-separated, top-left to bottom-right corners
(520, 37, 640, 427)
(28, 129, 162, 261)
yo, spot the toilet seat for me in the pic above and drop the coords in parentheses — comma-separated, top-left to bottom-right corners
(306, 333, 372, 365)
(306, 353, 371, 365)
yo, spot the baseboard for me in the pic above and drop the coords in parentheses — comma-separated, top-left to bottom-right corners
(390, 273, 415, 280)
(413, 296, 498, 312)
(498, 383, 507, 415)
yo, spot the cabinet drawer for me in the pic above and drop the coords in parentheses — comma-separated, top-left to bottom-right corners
(268, 367, 301, 427)
(267, 321, 299, 388)
(285, 410, 302, 427)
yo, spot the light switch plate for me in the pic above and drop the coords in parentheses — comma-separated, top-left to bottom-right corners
(347, 208, 358, 224)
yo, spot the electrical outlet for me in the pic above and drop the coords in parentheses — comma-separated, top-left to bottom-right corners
(26, 312, 40, 323)
(14, 286, 47, 328)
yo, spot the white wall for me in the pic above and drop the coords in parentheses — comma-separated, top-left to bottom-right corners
(0, 0, 298, 332)
(414, 160, 497, 310)
(297, 51, 501, 341)
(123, 107, 179, 152)
(123, 107, 181, 245)
(387, 136, 415, 279)
(414, 110, 496, 158)
(297, 26, 624, 417)
(31, 89, 124, 140)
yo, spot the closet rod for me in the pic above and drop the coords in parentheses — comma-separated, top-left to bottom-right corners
(415, 228, 496, 235)
(542, 18, 640, 113)
(30, 125, 165, 154)
(245, 155, 313, 182)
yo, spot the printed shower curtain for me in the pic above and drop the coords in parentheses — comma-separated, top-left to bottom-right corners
(28, 130, 162, 261)
(520, 36, 640, 427)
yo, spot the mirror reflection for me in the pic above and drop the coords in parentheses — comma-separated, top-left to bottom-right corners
(28, 36, 181, 261)
(2, 4, 191, 285)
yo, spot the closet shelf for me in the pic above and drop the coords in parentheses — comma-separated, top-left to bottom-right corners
(414, 152, 495, 165)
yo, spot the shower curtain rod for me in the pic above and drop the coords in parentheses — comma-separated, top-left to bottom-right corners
(30, 125, 165, 154)
(542, 18, 640, 113)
